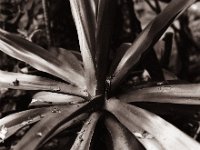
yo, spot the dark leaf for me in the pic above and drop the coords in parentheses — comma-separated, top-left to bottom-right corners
(0, 29, 85, 87)
(111, 0, 195, 90)
(70, 112, 101, 150)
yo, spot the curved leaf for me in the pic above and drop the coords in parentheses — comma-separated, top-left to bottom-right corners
(0, 115, 40, 142)
(40, 113, 88, 148)
(105, 116, 145, 150)
(0, 29, 85, 87)
(111, 0, 195, 90)
(30, 92, 86, 107)
(13, 103, 88, 150)
(105, 99, 200, 150)
(0, 108, 50, 142)
(0, 70, 87, 97)
(119, 83, 200, 105)
(105, 102, 165, 150)
(0, 108, 47, 128)
(70, 112, 101, 150)
(105, 116, 164, 150)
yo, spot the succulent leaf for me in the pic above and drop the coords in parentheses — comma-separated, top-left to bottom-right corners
(0, 29, 85, 87)
(111, 0, 196, 90)
(70, 112, 101, 150)
(0, 70, 87, 97)
(14, 103, 88, 150)
(105, 116, 145, 150)
(105, 99, 200, 150)
(40, 113, 88, 148)
(69, 0, 97, 96)
(119, 83, 200, 105)
(0, 108, 48, 127)
(0, 108, 50, 141)
(30, 92, 86, 107)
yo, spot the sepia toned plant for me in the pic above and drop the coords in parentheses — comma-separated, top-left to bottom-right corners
(0, 0, 200, 149)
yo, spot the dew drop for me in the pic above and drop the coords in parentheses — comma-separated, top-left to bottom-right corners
(21, 119, 33, 126)
(36, 132, 43, 137)
(134, 131, 153, 139)
(78, 134, 84, 143)
(52, 87, 61, 91)
(51, 107, 61, 113)
(86, 120, 91, 125)
(157, 82, 164, 86)
(31, 99, 39, 103)
(134, 132, 143, 138)
(40, 114, 45, 118)
(142, 131, 153, 139)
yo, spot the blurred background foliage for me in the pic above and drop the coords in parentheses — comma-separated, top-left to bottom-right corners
(0, 0, 200, 149)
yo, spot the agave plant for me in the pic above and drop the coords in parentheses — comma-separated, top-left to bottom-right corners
(0, 0, 200, 149)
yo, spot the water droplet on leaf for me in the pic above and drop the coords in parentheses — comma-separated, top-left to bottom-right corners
(21, 119, 33, 126)
(51, 107, 61, 113)
(36, 132, 43, 137)
(40, 114, 45, 118)
(157, 82, 164, 86)
(134, 131, 153, 139)
(52, 87, 61, 91)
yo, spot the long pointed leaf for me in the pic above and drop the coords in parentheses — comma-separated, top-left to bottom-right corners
(105, 104, 165, 150)
(111, 0, 195, 89)
(0, 70, 87, 97)
(95, 0, 117, 91)
(70, 112, 101, 150)
(105, 116, 145, 150)
(0, 108, 51, 142)
(0, 108, 47, 128)
(40, 113, 88, 148)
(119, 83, 200, 105)
(0, 115, 41, 142)
(0, 29, 85, 87)
(105, 99, 200, 150)
(69, 0, 97, 96)
(105, 116, 164, 150)
(29, 92, 86, 107)
(14, 103, 88, 150)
